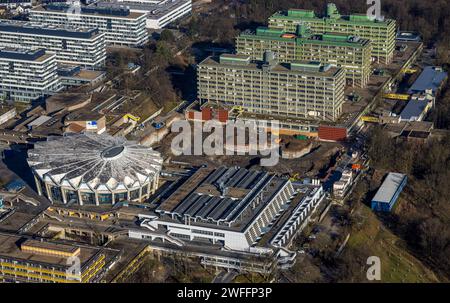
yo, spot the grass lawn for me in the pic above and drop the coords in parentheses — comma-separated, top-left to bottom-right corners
(233, 273, 269, 283)
(348, 205, 439, 282)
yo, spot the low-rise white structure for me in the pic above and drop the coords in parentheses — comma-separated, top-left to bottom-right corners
(333, 169, 353, 198)
(0, 48, 62, 103)
(94, 0, 192, 29)
(57, 65, 106, 88)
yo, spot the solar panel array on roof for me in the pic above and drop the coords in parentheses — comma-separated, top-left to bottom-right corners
(164, 167, 278, 223)
(202, 166, 264, 190)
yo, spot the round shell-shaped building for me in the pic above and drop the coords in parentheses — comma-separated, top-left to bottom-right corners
(27, 133, 163, 206)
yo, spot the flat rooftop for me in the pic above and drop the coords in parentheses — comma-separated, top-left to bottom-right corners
(45, 92, 91, 112)
(400, 100, 428, 120)
(21, 239, 79, 255)
(65, 109, 104, 122)
(156, 166, 289, 228)
(408, 66, 448, 94)
(240, 27, 370, 48)
(271, 8, 395, 26)
(33, 4, 146, 19)
(61, 69, 106, 81)
(372, 172, 407, 204)
(0, 47, 52, 62)
(0, 20, 102, 39)
(200, 55, 342, 77)
(0, 233, 101, 269)
(93, 0, 191, 19)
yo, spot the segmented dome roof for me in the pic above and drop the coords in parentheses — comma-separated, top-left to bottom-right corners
(27, 133, 163, 191)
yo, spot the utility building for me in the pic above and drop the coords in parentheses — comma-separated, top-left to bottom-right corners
(236, 26, 372, 87)
(268, 3, 396, 64)
(371, 172, 407, 212)
(197, 51, 346, 122)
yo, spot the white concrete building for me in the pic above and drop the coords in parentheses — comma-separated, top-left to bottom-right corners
(333, 169, 353, 198)
(27, 133, 163, 206)
(128, 167, 328, 252)
(0, 0, 32, 9)
(0, 20, 106, 68)
(29, 3, 148, 47)
(0, 48, 62, 103)
(94, 0, 192, 29)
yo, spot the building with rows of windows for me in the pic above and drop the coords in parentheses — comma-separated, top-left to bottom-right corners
(29, 4, 148, 47)
(93, 0, 192, 29)
(197, 51, 346, 122)
(0, 20, 106, 68)
(0, 233, 113, 283)
(27, 133, 163, 206)
(0, 47, 62, 103)
(236, 26, 372, 87)
(131, 166, 327, 252)
(268, 3, 396, 64)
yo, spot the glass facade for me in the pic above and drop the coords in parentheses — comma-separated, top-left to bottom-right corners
(65, 190, 79, 204)
(114, 191, 127, 202)
(98, 193, 112, 205)
(130, 189, 140, 200)
(49, 186, 63, 203)
(81, 192, 96, 205)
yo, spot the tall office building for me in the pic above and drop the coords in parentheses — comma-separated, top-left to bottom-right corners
(93, 0, 192, 29)
(197, 52, 346, 122)
(0, 20, 106, 68)
(236, 26, 372, 87)
(0, 48, 62, 103)
(29, 4, 148, 47)
(268, 3, 396, 64)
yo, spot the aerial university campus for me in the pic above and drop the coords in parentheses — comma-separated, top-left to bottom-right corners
(0, 0, 448, 289)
